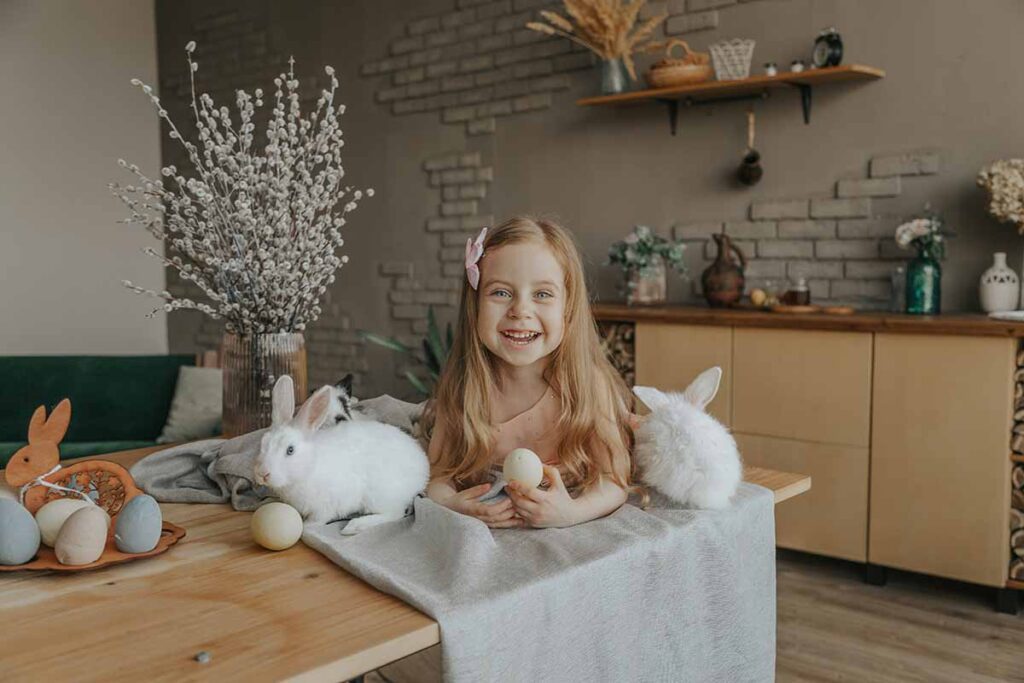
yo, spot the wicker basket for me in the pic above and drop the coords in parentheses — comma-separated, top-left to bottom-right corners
(709, 39, 756, 81)
(646, 39, 713, 89)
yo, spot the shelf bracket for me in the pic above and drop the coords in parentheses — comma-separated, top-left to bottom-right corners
(656, 98, 679, 136)
(796, 84, 812, 124)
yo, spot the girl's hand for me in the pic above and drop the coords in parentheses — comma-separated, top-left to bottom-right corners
(441, 483, 525, 528)
(507, 466, 578, 529)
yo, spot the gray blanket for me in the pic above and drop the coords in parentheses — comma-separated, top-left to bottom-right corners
(131, 396, 776, 683)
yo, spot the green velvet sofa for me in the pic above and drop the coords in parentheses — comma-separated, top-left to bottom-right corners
(0, 355, 195, 468)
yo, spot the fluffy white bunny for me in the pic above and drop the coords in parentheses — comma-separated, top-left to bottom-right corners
(632, 367, 742, 509)
(254, 376, 430, 534)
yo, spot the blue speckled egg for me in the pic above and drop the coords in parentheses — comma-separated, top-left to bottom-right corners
(114, 495, 162, 553)
(0, 499, 41, 565)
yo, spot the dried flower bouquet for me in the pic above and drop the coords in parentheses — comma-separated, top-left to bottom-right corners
(526, 0, 666, 80)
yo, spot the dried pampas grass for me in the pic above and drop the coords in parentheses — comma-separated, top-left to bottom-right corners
(526, 0, 667, 80)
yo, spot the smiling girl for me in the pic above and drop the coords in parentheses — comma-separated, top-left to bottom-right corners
(423, 216, 638, 528)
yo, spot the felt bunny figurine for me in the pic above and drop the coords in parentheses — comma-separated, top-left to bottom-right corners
(254, 376, 430, 534)
(632, 367, 742, 509)
(5, 399, 72, 489)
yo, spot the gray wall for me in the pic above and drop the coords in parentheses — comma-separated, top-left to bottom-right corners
(158, 0, 1024, 398)
(1, 0, 165, 354)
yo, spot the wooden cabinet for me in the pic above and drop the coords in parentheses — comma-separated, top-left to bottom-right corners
(869, 334, 1015, 587)
(634, 323, 732, 426)
(733, 328, 872, 446)
(737, 433, 869, 561)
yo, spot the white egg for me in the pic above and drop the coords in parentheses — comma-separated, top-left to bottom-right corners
(503, 448, 544, 489)
(55, 506, 109, 565)
(35, 498, 94, 547)
(251, 502, 303, 551)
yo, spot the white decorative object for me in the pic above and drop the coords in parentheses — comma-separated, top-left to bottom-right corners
(980, 252, 1020, 312)
(978, 159, 1024, 309)
(789, 59, 806, 73)
(503, 448, 544, 489)
(709, 39, 756, 81)
(763, 62, 777, 76)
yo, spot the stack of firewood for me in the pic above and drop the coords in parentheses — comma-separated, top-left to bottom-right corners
(1011, 344, 1024, 582)
(1012, 464, 1024, 581)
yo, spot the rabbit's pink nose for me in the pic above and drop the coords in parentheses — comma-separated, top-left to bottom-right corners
(255, 469, 270, 483)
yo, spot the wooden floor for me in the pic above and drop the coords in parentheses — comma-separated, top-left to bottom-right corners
(366, 550, 1024, 683)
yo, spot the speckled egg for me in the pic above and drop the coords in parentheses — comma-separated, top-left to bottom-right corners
(55, 506, 109, 565)
(35, 498, 94, 547)
(114, 495, 162, 554)
(0, 499, 40, 565)
(503, 448, 544, 489)
(251, 502, 303, 551)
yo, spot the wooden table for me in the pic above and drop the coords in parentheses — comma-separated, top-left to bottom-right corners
(0, 446, 809, 682)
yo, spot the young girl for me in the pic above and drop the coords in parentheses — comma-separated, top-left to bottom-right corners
(424, 216, 638, 528)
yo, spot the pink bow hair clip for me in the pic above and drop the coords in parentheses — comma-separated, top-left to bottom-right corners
(464, 226, 488, 290)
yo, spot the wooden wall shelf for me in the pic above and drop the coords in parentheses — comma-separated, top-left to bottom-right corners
(576, 64, 885, 134)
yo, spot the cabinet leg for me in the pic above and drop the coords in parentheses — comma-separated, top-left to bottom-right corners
(864, 564, 888, 586)
(996, 588, 1019, 615)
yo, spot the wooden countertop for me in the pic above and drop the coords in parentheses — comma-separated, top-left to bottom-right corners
(594, 302, 1024, 338)
(0, 446, 809, 681)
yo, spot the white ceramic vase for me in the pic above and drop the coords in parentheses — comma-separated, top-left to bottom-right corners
(979, 252, 1020, 312)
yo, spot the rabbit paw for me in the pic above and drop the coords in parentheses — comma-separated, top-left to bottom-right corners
(339, 513, 385, 535)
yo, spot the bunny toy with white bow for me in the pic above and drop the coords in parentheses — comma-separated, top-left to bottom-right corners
(632, 367, 742, 510)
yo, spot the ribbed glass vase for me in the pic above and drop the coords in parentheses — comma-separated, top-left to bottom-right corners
(221, 332, 307, 437)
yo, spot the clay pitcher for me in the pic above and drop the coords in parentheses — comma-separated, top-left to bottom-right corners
(701, 233, 746, 307)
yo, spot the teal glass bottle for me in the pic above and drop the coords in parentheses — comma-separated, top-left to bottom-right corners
(905, 243, 941, 315)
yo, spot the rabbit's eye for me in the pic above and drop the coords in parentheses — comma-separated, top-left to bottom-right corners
(286, 445, 295, 456)
(335, 415, 345, 424)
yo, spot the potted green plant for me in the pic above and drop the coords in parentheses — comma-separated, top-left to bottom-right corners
(607, 225, 686, 305)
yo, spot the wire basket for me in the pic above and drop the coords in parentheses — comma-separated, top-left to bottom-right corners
(709, 39, 756, 80)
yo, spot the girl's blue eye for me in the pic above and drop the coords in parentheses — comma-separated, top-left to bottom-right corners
(491, 289, 511, 298)
(536, 291, 553, 299)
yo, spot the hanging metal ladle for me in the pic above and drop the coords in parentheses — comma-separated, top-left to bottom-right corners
(737, 108, 763, 186)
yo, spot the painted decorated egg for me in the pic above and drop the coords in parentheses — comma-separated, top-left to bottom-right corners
(35, 498, 94, 547)
(0, 499, 40, 565)
(55, 506, 109, 565)
(251, 502, 303, 551)
(503, 448, 544, 489)
(114, 494, 162, 554)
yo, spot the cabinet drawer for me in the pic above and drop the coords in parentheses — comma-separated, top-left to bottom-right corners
(733, 328, 872, 446)
(635, 322, 732, 426)
(869, 333, 1014, 587)
(736, 432, 868, 562)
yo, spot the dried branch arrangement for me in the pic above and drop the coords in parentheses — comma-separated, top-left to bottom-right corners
(110, 43, 373, 334)
(526, 0, 666, 80)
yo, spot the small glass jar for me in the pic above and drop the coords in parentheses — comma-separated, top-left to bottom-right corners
(890, 265, 906, 313)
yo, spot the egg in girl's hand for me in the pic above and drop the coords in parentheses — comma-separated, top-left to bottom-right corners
(0, 499, 41, 565)
(251, 502, 303, 551)
(35, 498, 94, 547)
(114, 494, 163, 553)
(503, 448, 544, 489)
(55, 506, 109, 566)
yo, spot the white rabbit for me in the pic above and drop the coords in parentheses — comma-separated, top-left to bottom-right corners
(254, 376, 430, 534)
(632, 367, 742, 509)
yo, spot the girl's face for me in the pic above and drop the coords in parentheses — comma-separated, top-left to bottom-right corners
(476, 241, 566, 371)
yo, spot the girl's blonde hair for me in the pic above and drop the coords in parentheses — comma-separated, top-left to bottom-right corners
(423, 216, 639, 497)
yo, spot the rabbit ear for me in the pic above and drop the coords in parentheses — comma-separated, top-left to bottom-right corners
(632, 385, 668, 412)
(272, 375, 296, 426)
(682, 367, 722, 411)
(295, 385, 333, 432)
(27, 399, 71, 444)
